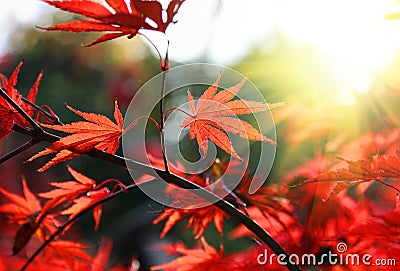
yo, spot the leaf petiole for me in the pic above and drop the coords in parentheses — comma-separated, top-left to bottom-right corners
(123, 115, 161, 134)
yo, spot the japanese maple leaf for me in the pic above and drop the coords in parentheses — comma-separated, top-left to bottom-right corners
(40, 0, 185, 46)
(181, 74, 283, 160)
(45, 240, 92, 268)
(0, 177, 57, 254)
(297, 153, 400, 200)
(0, 177, 42, 224)
(38, 165, 95, 202)
(27, 100, 124, 172)
(0, 61, 42, 140)
(153, 203, 227, 239)
(61, 187, 110, 230)
(151, 237, 236, 271)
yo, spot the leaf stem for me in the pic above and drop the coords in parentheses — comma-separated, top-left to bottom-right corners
(376, 178, 400, 193)
(159, 69, 169, 171)
(138, 32, 163, 68)
(96, 178, 127, 192)
(163, 107, 194, 119)
(123, 115, 161, 134)
(21, 97, 63, 125)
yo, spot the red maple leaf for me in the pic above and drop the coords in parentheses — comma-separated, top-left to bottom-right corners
(296, 153, 400, 200)
(0, 177, 58, 254)
(0, 61, 42, 140)
(40, 0, 185, 46)
(38, 165, 95, 202)
(61, 187, 110, 230)
(27, 100, 124, 171)
(45, 239, 93, 269)
(151, 237, 237, 271)
(153, 203, 227, 239)
(181, 74, 283, 160)
(0, 177, 42, 224)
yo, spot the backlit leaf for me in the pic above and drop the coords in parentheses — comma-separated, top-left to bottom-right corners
(27, 101, 123, 171)
(40, 0, 185, 46)
(181, 74, 283, 160)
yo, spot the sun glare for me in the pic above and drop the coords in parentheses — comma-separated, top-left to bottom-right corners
(278, 0, 400, 104)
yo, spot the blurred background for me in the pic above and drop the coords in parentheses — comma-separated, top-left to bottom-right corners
(1, 0, 400, 270)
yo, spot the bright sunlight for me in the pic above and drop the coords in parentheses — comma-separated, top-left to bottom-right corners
(278, 0, 400, 103)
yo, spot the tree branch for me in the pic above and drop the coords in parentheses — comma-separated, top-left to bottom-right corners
(0, 137, 39, 164)
(0, 88, 43, 133)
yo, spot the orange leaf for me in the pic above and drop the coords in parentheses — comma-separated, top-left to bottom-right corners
(27, 101, 123, 171)
(181, 74, 280, 159)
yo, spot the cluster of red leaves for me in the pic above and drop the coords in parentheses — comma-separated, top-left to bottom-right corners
(0, 167, 119, 268)
(145, 155, 228, 239)
(0, 61, 41, 140)
(0, 228, 131, 271)
(153, 200, 228, 239)
(151, 115, 400, 270)
(152, 238, 287, 271)
(151, 238, 230, 271)
(233, 175, 297, 239)
(40, 0, 185, 46)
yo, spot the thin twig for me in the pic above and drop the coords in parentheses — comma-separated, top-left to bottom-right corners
(21, 97, 63, 125)
(0, 138, 39, 164)
(138, 32, 163, 65)
(123, 115, 161, 134)
(159, 70, 169, 171)
(159, 40, 170, 171)
(163, 107, 193, 119)
(376, 178, 400, 194)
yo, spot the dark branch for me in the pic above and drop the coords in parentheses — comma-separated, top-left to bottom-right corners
(0, 137, 39, 164)
(0, 88, 43, 132)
